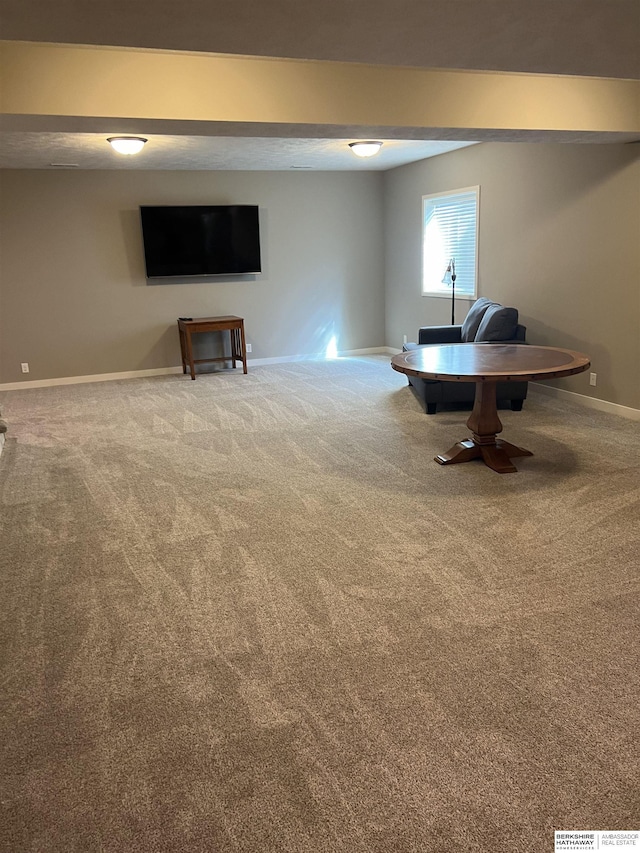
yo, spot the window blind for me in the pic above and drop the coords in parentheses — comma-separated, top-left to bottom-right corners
(422, 187, 479, 298)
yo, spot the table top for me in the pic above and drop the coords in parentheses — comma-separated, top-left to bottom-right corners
(177, 315, 243, 327)
(391, 344, 591, 382)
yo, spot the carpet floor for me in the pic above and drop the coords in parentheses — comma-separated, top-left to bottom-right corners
(1, 356, 638, 852)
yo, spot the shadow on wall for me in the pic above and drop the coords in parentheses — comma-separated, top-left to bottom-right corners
(523, 318, 608, 393)
(119, 208, 147, 285)
(523, 317, 602, 358)
(136, 323, 184, 369)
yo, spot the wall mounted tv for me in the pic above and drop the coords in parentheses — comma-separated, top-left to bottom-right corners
(140, 205, 261, 278)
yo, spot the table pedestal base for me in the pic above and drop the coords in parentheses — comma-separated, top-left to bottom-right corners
(435, 438, 533, 474)
(434, 380, 533, 473)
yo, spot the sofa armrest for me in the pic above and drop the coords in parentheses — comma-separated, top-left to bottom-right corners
(417, 325, 463, 345)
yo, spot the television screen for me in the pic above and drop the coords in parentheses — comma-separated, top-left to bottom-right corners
(140, 205, 261, 277)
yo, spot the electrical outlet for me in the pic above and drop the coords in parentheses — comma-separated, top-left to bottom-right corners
(590, 372, 597, 386)
(403, 334, 408, 344)
(246, 343, 252, 353)
(21, 362, 29, 373)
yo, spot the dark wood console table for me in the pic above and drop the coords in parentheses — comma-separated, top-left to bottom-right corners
(177, 316, 248, 380)
(392, 344, 590, 473)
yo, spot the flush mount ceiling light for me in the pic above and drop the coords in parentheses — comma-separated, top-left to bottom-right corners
(107, 136, 148, 155)
(348, 141, 383, 158)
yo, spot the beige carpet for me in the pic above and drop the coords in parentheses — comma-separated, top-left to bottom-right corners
(1, 356, 638, 852)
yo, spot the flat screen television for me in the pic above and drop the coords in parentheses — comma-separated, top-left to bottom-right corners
(140, 204, 261, 277)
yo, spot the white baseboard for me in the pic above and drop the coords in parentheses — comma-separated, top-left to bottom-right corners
(0, 365, 185, 391)
(1, 356, 636, 421)
(529, 382, 640, 420)
(242, 347, 388, 366)
(0, 348, 390, 391)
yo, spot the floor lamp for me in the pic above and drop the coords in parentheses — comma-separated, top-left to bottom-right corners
(442, 258, 456, 324)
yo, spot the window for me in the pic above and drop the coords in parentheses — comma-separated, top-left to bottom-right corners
(422, 186, 479, 299)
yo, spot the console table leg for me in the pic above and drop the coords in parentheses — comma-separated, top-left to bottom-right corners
(179, 328, 187, 374)
(230, 329, 237, 369)
(185, 330, 196, 379)
(239, 321, 248, 374)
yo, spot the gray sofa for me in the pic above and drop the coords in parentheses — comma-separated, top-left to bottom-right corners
(402, 297, 529, 414)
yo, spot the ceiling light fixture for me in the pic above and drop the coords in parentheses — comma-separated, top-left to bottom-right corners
(348, 141, 383, 158)
(107, 136, 148, 155)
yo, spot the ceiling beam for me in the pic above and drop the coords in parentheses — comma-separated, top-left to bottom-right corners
(2, 41, 639, 137)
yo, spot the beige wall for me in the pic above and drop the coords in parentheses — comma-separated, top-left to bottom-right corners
(1, 143, 639, 411)
(384, 142, 640, 410)
(0, 170, 385, 383)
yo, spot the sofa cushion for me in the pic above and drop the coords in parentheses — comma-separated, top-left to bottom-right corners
(475, 303, 519, 342)
(461, 297, 493, 342)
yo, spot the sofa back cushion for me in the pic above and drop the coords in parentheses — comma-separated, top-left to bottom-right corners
(461, 297, 493, 342)
(475, 303, 519, 342)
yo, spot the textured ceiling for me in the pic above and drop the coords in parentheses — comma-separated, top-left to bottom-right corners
(0, 133, 479, 171)
(1, 0, 638, 171)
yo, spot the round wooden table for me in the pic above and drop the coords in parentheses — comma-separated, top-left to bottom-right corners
(391, 344, 591, 473)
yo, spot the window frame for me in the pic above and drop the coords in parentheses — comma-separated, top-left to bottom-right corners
(421, 186, 480, 300)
